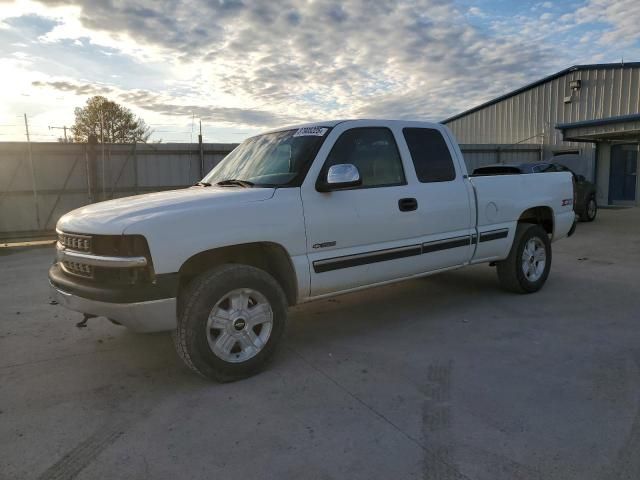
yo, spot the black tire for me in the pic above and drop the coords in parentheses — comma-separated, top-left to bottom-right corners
(496, 224, 551, 294)
(582, 196, 597, 222)
(174, 264, 288, 382)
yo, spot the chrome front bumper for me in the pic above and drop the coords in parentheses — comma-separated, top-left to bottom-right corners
(50, 282, 177, 333)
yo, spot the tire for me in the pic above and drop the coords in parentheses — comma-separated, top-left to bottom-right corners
(582, 196, 597, 222)
(174, 264, 288, 382)
(496, 224, 551, 294)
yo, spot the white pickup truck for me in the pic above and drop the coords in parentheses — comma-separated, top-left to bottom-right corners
(50, 120, 575, 381)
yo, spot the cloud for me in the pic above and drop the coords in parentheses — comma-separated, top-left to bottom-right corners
(118, 89, 299, 126)
(24, 1, 559, 120)
(572, 0, 640, 46)
(32, 79, 112, 95)
(32, 80, 299, 127)
(467, 7, 486, 18)
(2, 0, 639, 141)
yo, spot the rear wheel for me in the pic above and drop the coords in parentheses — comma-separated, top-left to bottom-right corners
(174, 264, 288, 382)
(496, 224, 551, 293)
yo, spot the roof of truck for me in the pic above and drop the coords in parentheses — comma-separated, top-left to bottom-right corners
(264, 119, 444, 134)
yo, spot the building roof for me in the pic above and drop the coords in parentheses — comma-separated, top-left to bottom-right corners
(556, 113, 640, 130)
(555, 113, 640, 142)
(442, 62, 640, 124)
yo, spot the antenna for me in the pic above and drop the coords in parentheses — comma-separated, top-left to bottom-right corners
(198, 119, 204, 177)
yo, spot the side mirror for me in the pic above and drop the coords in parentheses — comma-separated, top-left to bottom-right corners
(317, 164, 362, 192)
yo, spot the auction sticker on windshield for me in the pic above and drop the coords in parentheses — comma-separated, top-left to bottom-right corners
(293, 127, 328, 137)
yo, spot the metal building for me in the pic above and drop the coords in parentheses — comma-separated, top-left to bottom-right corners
(443, 62, 640, 206)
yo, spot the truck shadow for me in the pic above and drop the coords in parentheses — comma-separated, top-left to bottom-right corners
(95, 260, 585, 382)
(286, 266, 502, 344)
(101, 265, 522, 376)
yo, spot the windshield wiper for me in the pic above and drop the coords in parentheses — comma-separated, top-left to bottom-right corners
(215, 179, 254, 188)
(194, 181, 212, 187)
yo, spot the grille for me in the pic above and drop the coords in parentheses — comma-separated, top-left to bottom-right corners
(61, 260, 93, 278)
(58, 232, 92, 252)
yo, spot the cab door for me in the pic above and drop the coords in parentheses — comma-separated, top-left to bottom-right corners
(397, 126, 475, 269)
(300, 123, 422, 296)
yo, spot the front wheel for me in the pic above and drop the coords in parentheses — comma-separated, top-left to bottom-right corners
(496, 224, 551, 293)
(174, 264, 288, 382)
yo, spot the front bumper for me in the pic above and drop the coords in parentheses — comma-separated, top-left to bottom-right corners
(50, 281, 177, 333)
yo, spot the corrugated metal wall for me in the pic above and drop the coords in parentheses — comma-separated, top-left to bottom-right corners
(444, 64, 640, 180)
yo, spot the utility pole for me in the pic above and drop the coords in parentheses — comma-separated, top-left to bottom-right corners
(198, 120, 204, 177)
(86, 134, 98, 203)
(100, 110, 106, 200)
(24, 114, 41, 230)
(48, 125, 68, 142)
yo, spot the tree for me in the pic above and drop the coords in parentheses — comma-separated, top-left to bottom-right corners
(71, 96, 152, 143)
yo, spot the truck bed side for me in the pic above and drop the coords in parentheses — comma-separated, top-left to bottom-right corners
(469, 172, 575, 263)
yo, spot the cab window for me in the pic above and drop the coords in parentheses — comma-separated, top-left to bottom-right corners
(322, 128, 405, 188)
(402, 128, 456, 182)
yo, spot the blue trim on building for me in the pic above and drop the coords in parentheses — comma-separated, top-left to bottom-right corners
(556, 113, 640, 130)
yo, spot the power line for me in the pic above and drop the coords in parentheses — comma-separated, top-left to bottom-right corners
(152, 130, 195, 133)
(48, 125, 69, 142)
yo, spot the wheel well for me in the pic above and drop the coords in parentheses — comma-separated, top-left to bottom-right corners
(518, 206, 554, 235)
(178, 242, 298, 306)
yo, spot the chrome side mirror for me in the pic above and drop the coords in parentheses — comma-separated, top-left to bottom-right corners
(318, 164, 362, 192)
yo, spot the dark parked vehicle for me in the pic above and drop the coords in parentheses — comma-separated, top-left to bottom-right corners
(473, 162, 597, 222)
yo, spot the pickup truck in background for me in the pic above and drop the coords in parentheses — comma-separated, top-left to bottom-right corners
(50, 120, 575, 381)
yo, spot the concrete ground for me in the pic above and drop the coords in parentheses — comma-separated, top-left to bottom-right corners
(1, 208, 640, 480)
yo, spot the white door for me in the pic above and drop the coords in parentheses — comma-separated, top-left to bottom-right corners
(397, 125, 475, 268)
(301, 125, 423, 296)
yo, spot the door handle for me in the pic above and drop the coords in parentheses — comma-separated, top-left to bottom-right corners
(398, 197, 418, 212)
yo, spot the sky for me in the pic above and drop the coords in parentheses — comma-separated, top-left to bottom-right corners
(0, 0, 639, 143)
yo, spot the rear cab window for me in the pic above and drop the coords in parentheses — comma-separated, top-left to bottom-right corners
(402, 128, 456, 182)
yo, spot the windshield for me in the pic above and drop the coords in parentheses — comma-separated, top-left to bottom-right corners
(202, 127, 331, 187)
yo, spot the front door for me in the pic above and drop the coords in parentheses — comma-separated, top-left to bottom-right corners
(609, 144, 638, 205)
(301, 126, 420, 296)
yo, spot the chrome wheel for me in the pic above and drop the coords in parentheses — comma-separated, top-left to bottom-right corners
(206, 288, 273, 363)
(521, 237, 546, 282)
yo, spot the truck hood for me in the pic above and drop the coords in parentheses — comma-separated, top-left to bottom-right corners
(57, 186, 275, 235)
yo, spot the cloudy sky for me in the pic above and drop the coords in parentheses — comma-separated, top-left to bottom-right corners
(0, 0, 639, 143)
